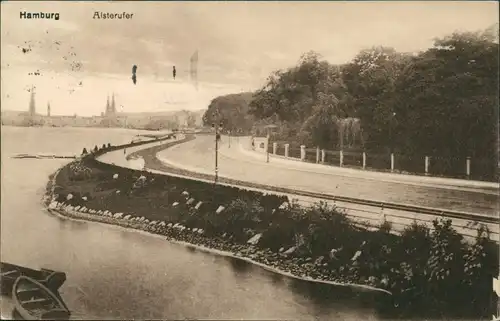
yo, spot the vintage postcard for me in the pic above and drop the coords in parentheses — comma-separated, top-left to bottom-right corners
(1, 1, 499, 320)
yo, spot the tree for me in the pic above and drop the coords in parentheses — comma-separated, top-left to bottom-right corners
(250, 52, 345, 124)
(203, 92, 255, 133)
(395, 30, 498, 160)
(249, 52, 355, 147)
(342, 46, 412, 151)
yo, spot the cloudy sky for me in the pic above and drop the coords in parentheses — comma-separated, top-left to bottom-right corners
(1, 1, 498, 116)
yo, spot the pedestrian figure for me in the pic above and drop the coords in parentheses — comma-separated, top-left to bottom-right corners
(173, 66, 176, 80)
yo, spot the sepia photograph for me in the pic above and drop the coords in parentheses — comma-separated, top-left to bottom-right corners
(1, 1, 499, 320)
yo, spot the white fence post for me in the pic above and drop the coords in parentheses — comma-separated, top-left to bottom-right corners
(340, 150, 344, 167)
(362, 152, 366, 169)
(321, 149, 325, 164)
(273, 142, 277, 155)
(316, 147, 320, 163)
(300, 145, 306, 161)
(425, 156, 430, 175)
(391, 153, 395, 172)
(284, 144, 289, 158)
(466, 157, 471, 177)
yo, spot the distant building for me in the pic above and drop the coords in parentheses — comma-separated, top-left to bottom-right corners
(2, 90, 204, 130)
(29, 87, 36, 117)
(105, 93, 117, 116)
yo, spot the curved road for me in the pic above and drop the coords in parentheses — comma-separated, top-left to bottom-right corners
(96, 135, 498, 239)
(152, 135, 498, 217)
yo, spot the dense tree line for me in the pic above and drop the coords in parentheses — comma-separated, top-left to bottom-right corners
(203, 26, 498, 179)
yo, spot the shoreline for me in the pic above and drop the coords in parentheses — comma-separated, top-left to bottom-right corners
(43, 160, 392, 297)
(44, 206, 391, 295)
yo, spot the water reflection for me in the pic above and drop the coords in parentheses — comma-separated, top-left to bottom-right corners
(269, 271, 285, 285)
(56, 215, 89, 231)
(227, 256, 253, 274)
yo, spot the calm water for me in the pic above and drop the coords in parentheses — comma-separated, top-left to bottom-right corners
(0, 126, 385, 320)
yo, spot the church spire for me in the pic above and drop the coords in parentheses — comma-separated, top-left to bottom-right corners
(111, 93, 116, 114)
(106, 94, 110, 115)
(47, 101, 51, 117)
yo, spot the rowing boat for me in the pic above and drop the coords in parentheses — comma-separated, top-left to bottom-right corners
(12, 276, 71, 320)
(1, 262, 66, 296)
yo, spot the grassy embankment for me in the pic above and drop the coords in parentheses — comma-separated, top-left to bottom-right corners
(45, 140, 499, 320)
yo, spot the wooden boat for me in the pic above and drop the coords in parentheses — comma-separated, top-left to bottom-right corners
(1, 262, 66, 296)
(12, 276, 70, 320)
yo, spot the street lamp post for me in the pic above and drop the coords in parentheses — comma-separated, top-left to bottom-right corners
(263, 125, 277, 163)
(266, 128, 270, 163)
(212, 121, 223, 184)
(229, 130, 231, 148)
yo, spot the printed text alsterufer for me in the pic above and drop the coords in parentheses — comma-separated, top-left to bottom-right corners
(93, 12, 134, 19)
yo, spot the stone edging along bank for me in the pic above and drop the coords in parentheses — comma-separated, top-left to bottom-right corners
(42, 137, 393, 297)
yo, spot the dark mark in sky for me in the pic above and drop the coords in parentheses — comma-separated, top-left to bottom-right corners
(173, 66, 176, 80)
(19, 43, 33, 54)
(70, 61, 83, 72)
(28, 70, 42, 76)
(132, 65, 137, 85)
(25, 86, 36, 93)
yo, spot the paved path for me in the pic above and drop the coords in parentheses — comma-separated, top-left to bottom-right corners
(157, 135, 499, 216)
